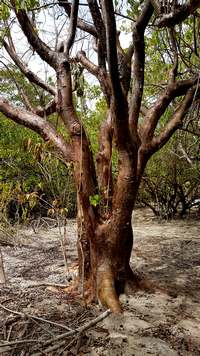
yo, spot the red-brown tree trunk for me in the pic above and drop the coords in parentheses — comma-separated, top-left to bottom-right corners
(78, 178, 142, 313)
(94, 215, 134, 313)
(76, 128, 141, 312)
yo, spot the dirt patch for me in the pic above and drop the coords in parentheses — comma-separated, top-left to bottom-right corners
(0, 209, 200, 355)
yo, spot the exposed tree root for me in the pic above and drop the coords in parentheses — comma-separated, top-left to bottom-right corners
(62, 263, 159, 313)
(97, 270, 122, 313)
(124, 269, 168, 297)
(129, 270, 155, 291)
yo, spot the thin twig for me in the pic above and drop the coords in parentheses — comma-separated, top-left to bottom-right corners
(34, 333, 80, 355)
(31, 312, 73, 331)
(0, 339, 38, 347)
(32, 309, 111, 355)
(30, 317, 55, 337)
(32, 0, 136, 22)
(41, 309, 111, 347)
(27, 281, 68, 288)
(6, 325, 13, 341)
(0, 304, 72, 331)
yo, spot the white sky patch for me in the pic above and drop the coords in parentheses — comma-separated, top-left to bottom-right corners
(0, 3, 133, 89)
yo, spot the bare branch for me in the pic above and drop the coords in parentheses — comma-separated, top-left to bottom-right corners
(10, 0, 58, 68)
(76, 50, 99, 76)
(168, 28, 178, 84)
(3, 39, 56, 96)
(76, 51, 111, 102)
(0, 98, 73, 161)
(0, 55, 56, 116)
(87, 0, 106, 68)
(129, 0, 154, 130)
(155, 0, 200, 28)
(151, 87, 197, 151)
(193, 14, 199, 57)
(0, 60, 40, 114)
(140, 76, 199, 142)
(40, 309, 111, 349)
(101, 0, 123, 103)
(35, 100, 57, 117)
(136, 83, 197, 178)
(65, 0, 79, 55)
(20, 88, 37, 112)
(177, 143, 193, 165)
(58, 0, 97, 37)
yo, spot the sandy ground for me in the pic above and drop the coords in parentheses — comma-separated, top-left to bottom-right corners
(0, 209, 200, 355)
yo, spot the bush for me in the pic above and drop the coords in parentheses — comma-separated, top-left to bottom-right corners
(137, 134, 200, 219)
(0, 117, 76, 224)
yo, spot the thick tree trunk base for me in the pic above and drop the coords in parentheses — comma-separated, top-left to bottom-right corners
(76, 210, 156, 313)
(74, 266, 155, 313)
(62, 265, 156, 313)
(97, 269, 123, 313)
(97, 268, 156, 313)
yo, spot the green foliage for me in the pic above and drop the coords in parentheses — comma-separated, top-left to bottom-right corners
(0, 115, 40, 223)
(0, 2, 10, 21)
(0, 0, 38, 25)
(0, 65, 52, 106)
(0, 113, 76, 224)
(127, 0, 143, 17)
(89, 194, 101, 207)
(77, 82, 107, 155)
(0, 66, 108, 224)
(138, 132, 200, 219)
(14, 0, 39, 11)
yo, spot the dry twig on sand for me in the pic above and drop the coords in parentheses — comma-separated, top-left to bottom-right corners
(0, 303, 111, 355)
(32, 309, 111, 355)
(27, 281, 68, 288)
(0, 303, 72, 331)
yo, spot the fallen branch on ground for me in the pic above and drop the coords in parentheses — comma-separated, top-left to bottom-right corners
(27, 281, 69, 288)
(0, 303, 72, 331)
(32, 309, 111, 356)
(39, 309, 111, 346)
(0, 339, 38, 347)
(0, 303, 111, 355)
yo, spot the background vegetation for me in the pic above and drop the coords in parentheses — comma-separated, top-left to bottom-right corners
(1, 82, 199, 224)
(0, 1, 200, 224)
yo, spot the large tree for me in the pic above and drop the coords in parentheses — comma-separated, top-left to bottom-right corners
(0, 0, 200, 313)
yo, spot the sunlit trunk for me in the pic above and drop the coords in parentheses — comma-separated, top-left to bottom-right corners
(78, 189, 143, 313)
(76, 138, 142, 312)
